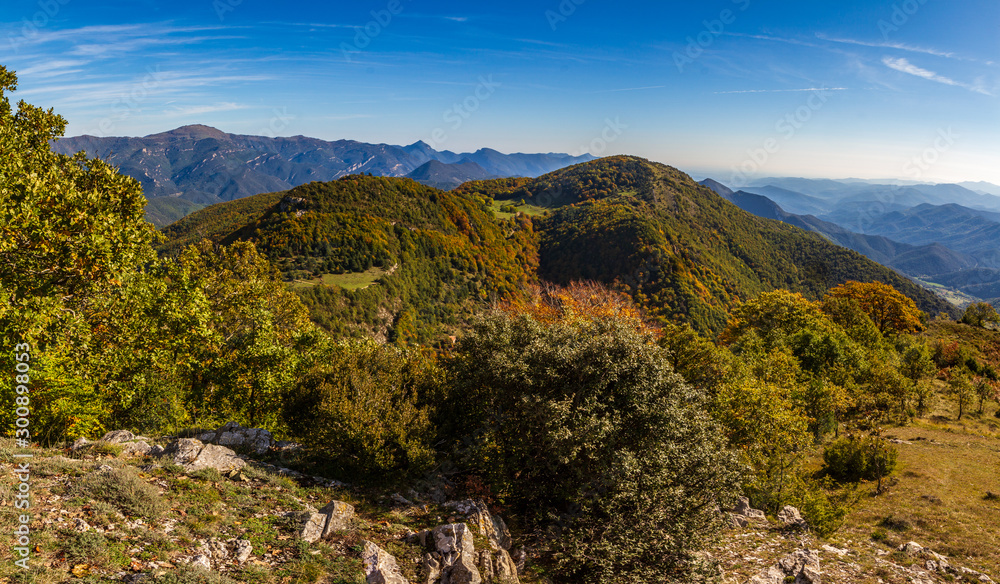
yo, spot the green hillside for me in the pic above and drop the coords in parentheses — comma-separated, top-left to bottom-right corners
(161, 176, 538, 343)
(162, 156, 954, 339)
(144, 196, 205, 227)
(462, 156, 955, 332)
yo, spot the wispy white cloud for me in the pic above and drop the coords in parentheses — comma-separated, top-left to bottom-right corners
(17, 71, 273, 106)
(817, 34, 958, 59)
(14, 59, 90, 78)
(7, 23, 228, 47)
(261, 21, 353, 29)
(882, 56, 992, 95)
(714, 87, 848, 94)
(722, 32, 823, 50)
(71, 35, 243, 56)
(399, 13, 476, 22)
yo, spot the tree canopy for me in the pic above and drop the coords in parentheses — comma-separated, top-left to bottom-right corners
(824, 281, 923, 335)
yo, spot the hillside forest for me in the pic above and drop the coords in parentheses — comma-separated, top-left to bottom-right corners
(2, 65, 1000, 583)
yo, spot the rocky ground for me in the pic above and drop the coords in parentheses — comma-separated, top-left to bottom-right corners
(0, 424, 533, 584)
(0, 422, 997, 584)
(712, 497, 996, 584)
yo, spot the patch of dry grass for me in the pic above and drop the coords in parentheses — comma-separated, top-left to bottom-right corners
(838, 406, 1000, 578)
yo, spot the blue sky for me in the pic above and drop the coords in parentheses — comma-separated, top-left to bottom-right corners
(2, 0, 997, 184)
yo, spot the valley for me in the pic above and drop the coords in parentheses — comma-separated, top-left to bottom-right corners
(701, 177, 1000, 309)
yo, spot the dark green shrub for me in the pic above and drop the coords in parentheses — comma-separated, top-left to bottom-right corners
(444, 302, 741, 583)
(823, 435, 898, 483)
(787, 476, 856, 537)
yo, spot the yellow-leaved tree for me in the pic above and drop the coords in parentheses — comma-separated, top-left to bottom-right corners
(824, 281, 923, 335)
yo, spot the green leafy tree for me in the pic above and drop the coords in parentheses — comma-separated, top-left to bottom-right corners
(821, 295, 885, 350)
(961, 302, 1000, 328)
(722, 290, 866, 439)
(174, 240, 319, 429)
(973, 376, 996, 416)
(282, 340, 440, 481)
(713, 366, 811, 513)
(720, 290, 829, 349)
(899, 341, 936, 383)
(658, 322, 732, 396)
(949, 368, 976, 421)
(0, 67, 155, 302)
(823, 434, 898, 493)
(897, 341, 937, 417)
(445, 291, 741, 583)
(0, 66, 157, 441)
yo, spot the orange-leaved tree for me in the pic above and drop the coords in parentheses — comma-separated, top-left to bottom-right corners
(824, 281, 923, 335)
(499, 280, 650, 330)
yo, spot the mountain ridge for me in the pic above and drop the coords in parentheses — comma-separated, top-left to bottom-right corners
(52, 125, 594, 225)
(158, 155, 955, 339)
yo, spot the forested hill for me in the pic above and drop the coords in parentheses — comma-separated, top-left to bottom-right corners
(460, 156, 955, 331)
(161, 156, 954, 340)
(161, 176, 539, 343)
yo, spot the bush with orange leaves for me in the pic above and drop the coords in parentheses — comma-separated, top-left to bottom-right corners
(498, 281, 652, 329)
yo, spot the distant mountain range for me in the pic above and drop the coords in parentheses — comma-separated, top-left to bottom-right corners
(701, 177, 1000, 306)
(405, 159, 498, 190)
(52, 125, 593, 225)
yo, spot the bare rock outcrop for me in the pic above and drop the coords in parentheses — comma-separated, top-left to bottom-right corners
(180, 538, 253, 570)
(409, 501, 520, 584)
(320, 500, 355, 538)
(71, 430, 154, 457)
(363, 541, 410, 584)
(293, 500, 356, 543)
(444, 500, 512, 551)
(157, 438, 246, 472)
(197, 421, 275, 455)
(100, 430, 138, 444)
(777, 505, 806, 528)
(751, 549, 821, 584)
(729, 496, 767, 528)
(431, 523, 482, 584)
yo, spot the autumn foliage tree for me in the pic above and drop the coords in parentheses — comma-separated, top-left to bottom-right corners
(824, 281, 923, 335)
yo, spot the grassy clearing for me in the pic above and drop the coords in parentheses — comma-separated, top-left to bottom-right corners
(834, 401, 1000, 577)
(288, 267, 386, 291)
(914, 278, 981, 308)
(489, 199, 549, 219)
